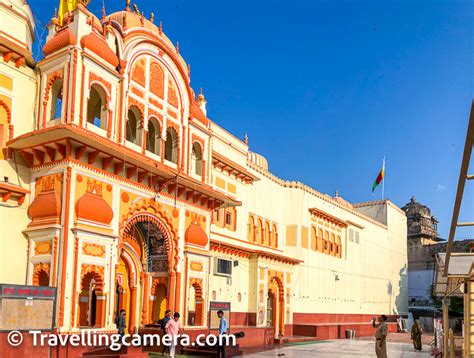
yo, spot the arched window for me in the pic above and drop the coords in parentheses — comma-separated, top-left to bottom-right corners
(311, 227, 317, 251)
(165, 127, 178, 164)
(248, 215, 255, 242)
(50, 79, 63, 120)
(324, 231, 330, 254)
(318, 228, 324, 253)
(87, 85, 107, 129)
(191, 142, 203, 176)
(147, 118, 161, 155)
(264, 221, 270, 246)
(272, 224, 278, 248)
(126, 107, 142, 145)
(257, 219, 264, 244)
(336, 235, 342, 258)
(330, 233, 336, 256)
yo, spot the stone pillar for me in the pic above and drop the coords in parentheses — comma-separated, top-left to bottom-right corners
(141, 273, 149, 325)
(129, 286, 137, 333)
(168, 272, 176, 312)
(174, 272, 181, 313)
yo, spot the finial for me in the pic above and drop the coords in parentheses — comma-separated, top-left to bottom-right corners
(159, 21, 163, 34)
(102, 6, 106, 21)
(411, 196, 416, 203)
(125, 0, 131, 11)
(140, 12, 145, 25)
(199, 87, 203, 95)
(150, 12, 154, 23)
(244, 133, 249, 145)
(335, 190, 339, 197)
(176, 41, 179, 53)
(133, 4, 140, 14)
(187, 63, 191, 76)
(54, 7, 58, 18)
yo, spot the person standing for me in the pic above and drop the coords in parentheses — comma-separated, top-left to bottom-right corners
(165, 312, 183, 358)
(115, 309, 127, 339)
(216, 310, 227, 358)
(411, 320, 423, 351)
(372, 314, 388, 358)
(160, 310, 172, 355)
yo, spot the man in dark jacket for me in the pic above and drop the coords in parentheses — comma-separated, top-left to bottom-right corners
(115, 309, 127, 339)
(161, 310, 172, 355)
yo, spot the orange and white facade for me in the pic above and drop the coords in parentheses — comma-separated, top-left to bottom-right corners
(0, 0, 408, 346)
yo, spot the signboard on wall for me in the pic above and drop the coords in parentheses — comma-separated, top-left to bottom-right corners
(0, 284, 56, 331)
(209, 301, 231, 329)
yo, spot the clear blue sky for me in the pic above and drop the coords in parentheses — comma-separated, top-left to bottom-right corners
(31, 0, 473, 239)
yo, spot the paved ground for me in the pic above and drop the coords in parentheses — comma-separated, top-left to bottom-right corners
(238, 339, 430, 357)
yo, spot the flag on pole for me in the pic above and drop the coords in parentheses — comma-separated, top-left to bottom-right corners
(58, 0, 90, 25)
(372, 157, 385, 194)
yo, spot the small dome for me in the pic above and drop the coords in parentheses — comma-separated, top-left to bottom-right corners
(248, 151, 269, 171)
(106, 10, 160, 35)
(75, 192, 113, 225)
(189, 101, 209, 126)
(28, 190, 61, 225)
(80, 32, 119, 67)
(333, 192, 353, 209)
(43, 27, 77, 56)
(184, 221, 208, 247)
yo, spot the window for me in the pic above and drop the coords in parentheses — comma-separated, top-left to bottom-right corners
(213, 209, 219, 222)
(215, 258, 232, 276)
(248, 215, 256, 242)
(50, 79, 63, 120)
(272, 224, 278, 248)
(126, 107, 142, 145)
(87, 85, 107, 129)
(348, 229, 354, 242)
(355, 231, 360, 244)
(165, 127, 178, 163)
(147, 118, 161, 155)
(191, 142, 203, 176)
(225, 211, 232, 225)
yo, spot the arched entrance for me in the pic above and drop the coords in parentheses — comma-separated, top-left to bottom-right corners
(151, 282, 167, 322)
(187, 279, 204, 326)
(267, 276, 284, 338)
(78, 267, 105, 328)
(117, 202, 178, 331)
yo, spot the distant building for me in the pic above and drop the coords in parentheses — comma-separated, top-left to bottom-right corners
(402, 196, 473, 305)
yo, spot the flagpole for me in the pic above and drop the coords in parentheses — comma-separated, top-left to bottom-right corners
(382, 156, 385, 200)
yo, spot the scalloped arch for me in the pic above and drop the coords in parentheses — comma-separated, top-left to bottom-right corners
(120, 198, 179, 272)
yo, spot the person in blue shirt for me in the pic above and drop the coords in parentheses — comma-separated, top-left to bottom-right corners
(217, 310, 227, 357)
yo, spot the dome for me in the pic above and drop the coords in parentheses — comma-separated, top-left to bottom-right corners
(333, 191, 353, 209)
(4, 0, 35, 32)
(105, 10, 161, 35)
(80, 32, 119, 67)
(28, 190, 61, 225)
(75, 192, 113, 225)
(248, 151, 269, 171)
(184, 221, 208, 247)
(43, 27, 77, 56)
(190, 101, 209, 126)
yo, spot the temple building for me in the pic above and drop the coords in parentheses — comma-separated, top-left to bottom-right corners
(0, 0, 408, 348)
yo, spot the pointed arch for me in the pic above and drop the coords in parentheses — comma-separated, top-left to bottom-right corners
(120, 199, 179, 271)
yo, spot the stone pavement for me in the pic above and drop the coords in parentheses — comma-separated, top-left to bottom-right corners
(239, 339, 430, 357)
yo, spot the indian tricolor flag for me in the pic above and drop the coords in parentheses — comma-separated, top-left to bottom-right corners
(372, 157, 385, 194)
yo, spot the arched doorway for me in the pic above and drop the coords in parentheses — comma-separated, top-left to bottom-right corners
(118, 213, 174, 331)
(267, 276, 284, 338)
(151, 282, 167, 323)
(78, 269, 105, 328)
(187, 279, 204, 326)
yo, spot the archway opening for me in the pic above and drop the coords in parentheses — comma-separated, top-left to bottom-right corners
(268, 277, 284, 338)
(151, 283, 167, 323)
(78, 271, 104, 328)
(87, 85, 107, 129)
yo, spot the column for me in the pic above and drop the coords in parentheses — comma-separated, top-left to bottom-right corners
(129, 286, 137, 333)
(141, 273, 149, 325)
